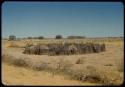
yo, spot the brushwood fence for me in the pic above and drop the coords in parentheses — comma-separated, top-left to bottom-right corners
(23, 43, 106, 56)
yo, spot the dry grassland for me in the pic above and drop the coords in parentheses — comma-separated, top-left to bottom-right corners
(2, 38, 124, 86)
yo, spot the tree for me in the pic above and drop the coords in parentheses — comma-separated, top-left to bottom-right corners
(9, 35, 16, 40)
(27, 37, 32, 39)
(55, 35, 63, 39)
(38, 36, 44, 39)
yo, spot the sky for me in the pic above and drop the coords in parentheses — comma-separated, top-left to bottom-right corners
(2, 2, 124, 38)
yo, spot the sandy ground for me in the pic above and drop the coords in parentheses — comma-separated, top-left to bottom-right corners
(2, 62, 98, 86)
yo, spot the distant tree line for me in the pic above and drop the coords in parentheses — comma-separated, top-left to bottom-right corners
(8, 35, 86, 40)
(67, 36, 86, 39)
(25, 35, 86, 39)
(27, 36, 44, 39)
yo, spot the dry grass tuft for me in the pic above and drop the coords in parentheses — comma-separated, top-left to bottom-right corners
(11, 58, 29, 67)
(56, 58, 73, 72)
(31, 62, 49, 71)
(65, 65, 123, 85)
(75, 58, 84, 64)
(8, 42, 20, 48)
(2, 54, 29, 67)
(116, 58, 124, 72)
(85, 66, 123, 85)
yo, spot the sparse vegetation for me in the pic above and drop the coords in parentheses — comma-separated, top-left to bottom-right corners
(2, 38, 124, 85)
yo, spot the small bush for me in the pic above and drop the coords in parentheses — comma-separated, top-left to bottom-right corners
(56, 59, 72, 72)
(12, 58, 29, 67)
(67, 65, 119, 85)
(86, 66, 102, 82)
(49, 59, 73, 77)
(68, 69, 85, 81)
(2, 54, 29, 67)
(32, 62, 48, 71)
(85, 65, 121, 85)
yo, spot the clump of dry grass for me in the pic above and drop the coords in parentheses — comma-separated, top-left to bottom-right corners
(11, 58, 29, 67)
(75, 58, 84, 64)
(116, 58, 124, 72)
(65, 65, 122, 85)
(2, 54, 13, 63)
(66, 66, 102, 83)
(68, 69, 85, 81)
(85, 66, 102, 82)
(31, 62, 49, 71)
(2, 53, 29, 67)
(8, 42, 20, 48)
(56, 58, 73, 72)
(49, 58, 73, 77)
(85, 66, 123, 85)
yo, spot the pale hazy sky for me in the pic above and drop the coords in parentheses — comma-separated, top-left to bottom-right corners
(2, 2, 124, 38)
